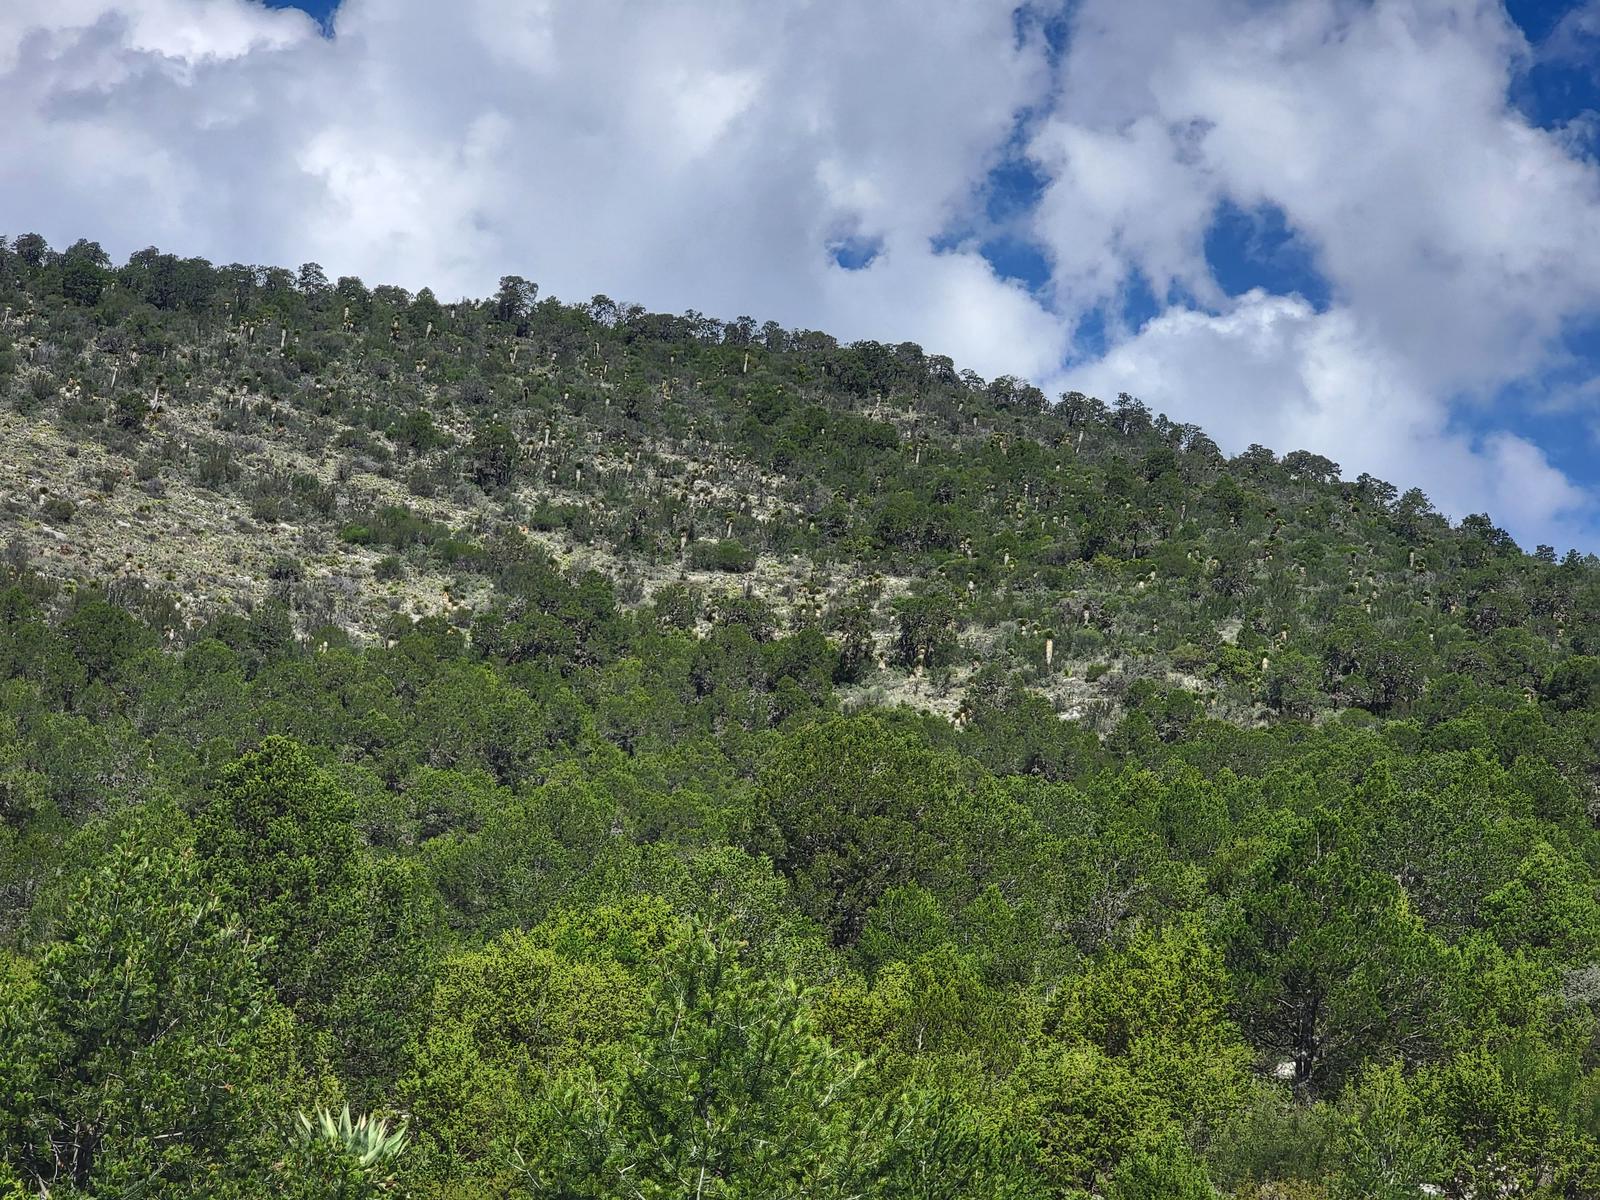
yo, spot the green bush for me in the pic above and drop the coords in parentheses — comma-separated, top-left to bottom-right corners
(690, 538, 756, 573)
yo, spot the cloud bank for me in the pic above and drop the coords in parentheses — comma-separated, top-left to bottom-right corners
(5, 0, 1600, 548)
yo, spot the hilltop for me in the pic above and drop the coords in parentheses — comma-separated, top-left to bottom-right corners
(0, 235, 1586, 736)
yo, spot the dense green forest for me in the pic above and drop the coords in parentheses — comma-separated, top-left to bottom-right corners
(2, 233, 1600, 1197)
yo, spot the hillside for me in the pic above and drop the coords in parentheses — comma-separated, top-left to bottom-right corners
(2, 234, 1599, 1198)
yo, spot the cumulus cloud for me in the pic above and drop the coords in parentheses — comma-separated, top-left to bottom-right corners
(0, 0, 313, 70)
(5, 0, 1600, 545)
(0, 0, 1063, 378)
(1046, 0, 1600, 546)
(1030, 115, 1223, 315)
(1545, 0, 1600, 66)
(1074, 290, 1595, 546)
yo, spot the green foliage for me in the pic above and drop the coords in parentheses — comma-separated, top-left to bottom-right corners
(894, 587, 960, 671)
(1055, 919, 1253, 1132)
(195, 737, 365, 1008)
(1326, 1062, 1443, 1200)
(760, 716, 1022, 944)
(3, 232, 1600, 1198)
(0, 814, 287, 1197)
(280, 1106, 410, 1200)
(297, 1104, 409, 1168)
(1264, 649, 1320, 718)
(340, 504, 452, 549)
(522, 928, 1029, 1200)
(689, 538, 756, 573)
(1223, 800, 1444, 1095)
(401, 919, 652, 1185)
(525, 928, 857, 1197)
(195, 738, 436, 1096)
(1105, 1137, 1216, 1200)
(470, 419, 519, 490)
(1543, 653, 1600, 710)
(59, 242, 109, 307)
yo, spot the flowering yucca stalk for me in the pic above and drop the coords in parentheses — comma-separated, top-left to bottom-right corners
(296, 1104, 410, 1169)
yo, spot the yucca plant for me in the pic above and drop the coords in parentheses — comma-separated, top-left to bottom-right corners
(296, 1103, 411, 1170)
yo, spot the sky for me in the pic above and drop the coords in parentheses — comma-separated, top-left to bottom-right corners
(5, 2, 1600, 551)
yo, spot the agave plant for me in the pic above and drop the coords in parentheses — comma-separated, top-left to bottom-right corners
(296, 1104, 411, 1170)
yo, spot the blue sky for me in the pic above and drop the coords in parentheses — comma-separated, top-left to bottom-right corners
(265, 0, 336, 29)
(7, 0, 1600, 549)
(1499, 0, 1600, 490)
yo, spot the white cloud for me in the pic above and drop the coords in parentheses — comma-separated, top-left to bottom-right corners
(1480, 431, 1593, 546)
(0, 0, 313, 72)
(1158, 0, 1600, 392)
(5, 0, 1600, 546)
(1, 0, 1055, 379)
(1043, 0, 1600, 547)
(1029, 114, 1223, 315)
(1545, 0, 1600, 64)
(1071, 290, 1594, 545)
(820, 233, 1069, 382)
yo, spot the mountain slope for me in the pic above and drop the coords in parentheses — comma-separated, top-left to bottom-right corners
(1, 234, 1599, 1198)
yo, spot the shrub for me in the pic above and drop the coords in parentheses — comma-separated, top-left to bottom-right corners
(690, 539, 756, 573)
